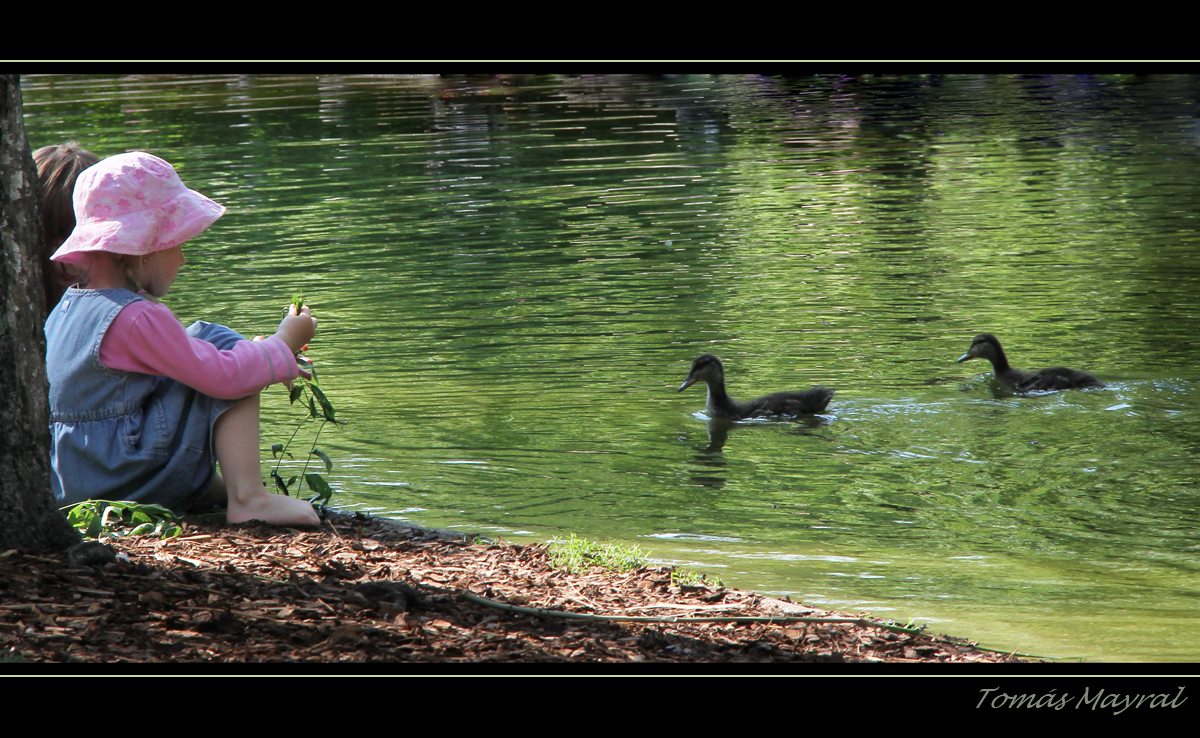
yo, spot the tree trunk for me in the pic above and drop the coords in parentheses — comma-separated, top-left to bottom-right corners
(0, 74, 80, 552)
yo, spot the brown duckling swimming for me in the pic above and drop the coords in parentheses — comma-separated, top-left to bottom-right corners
(956, 333, 1105, 392)
(678, 354, 835, 420)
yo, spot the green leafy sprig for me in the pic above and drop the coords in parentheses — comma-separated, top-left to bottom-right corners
(270, 293, 345, 511)
(63, 500, 182, 540)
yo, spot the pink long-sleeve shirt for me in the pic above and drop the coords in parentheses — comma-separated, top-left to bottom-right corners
(98, 301, 299, 400)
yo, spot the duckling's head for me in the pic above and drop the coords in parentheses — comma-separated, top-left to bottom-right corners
(957, 333, 1004, 364)
(678, 353, 725, 392)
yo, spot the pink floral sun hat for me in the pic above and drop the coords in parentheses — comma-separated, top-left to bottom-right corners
(51, 151, 225, 264)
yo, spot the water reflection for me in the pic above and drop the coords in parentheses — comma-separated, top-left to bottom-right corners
(699, 417, 735, 455)
(20, 74, 1200, 661)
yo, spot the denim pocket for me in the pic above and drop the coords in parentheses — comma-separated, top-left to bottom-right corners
(126, 397, 171, 459)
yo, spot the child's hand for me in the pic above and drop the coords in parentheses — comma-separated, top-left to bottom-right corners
(275, 303, 317, 355)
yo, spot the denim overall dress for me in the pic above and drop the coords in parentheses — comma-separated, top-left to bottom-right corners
(46, 288, 247, 513)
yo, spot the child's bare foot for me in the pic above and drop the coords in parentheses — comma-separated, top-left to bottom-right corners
(227, 485, 320, 526)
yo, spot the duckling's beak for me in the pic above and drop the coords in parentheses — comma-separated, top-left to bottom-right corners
(678, 376, 697, 392)
(956, 352, 972, 363)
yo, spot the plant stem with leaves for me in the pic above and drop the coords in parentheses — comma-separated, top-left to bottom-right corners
(270, 293, 344, 510)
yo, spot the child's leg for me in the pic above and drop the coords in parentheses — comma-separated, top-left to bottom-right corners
(190, 473, 228, 510)
(213, 393, 320, 526)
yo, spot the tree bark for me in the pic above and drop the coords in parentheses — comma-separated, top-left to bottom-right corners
(0, 74, 80, 552)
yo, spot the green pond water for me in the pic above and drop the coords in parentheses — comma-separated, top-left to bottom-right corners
(21, 73, 1200, 662)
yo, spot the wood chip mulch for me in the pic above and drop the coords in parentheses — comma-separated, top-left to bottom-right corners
(0, 511, 1034, 665)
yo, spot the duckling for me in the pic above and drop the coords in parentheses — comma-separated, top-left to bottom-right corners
(678, 354, 835, 420)
(956, 333, 1105, 392)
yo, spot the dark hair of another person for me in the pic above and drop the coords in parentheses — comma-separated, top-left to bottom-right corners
(33, 140, 100, 312)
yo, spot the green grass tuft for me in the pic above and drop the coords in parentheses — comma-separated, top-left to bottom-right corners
(547, 534, 723, 588)
(672, 569, 724, 588)
(547, 534, 648, 575)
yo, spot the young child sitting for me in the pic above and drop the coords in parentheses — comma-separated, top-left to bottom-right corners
(45, 151, 320, 527)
